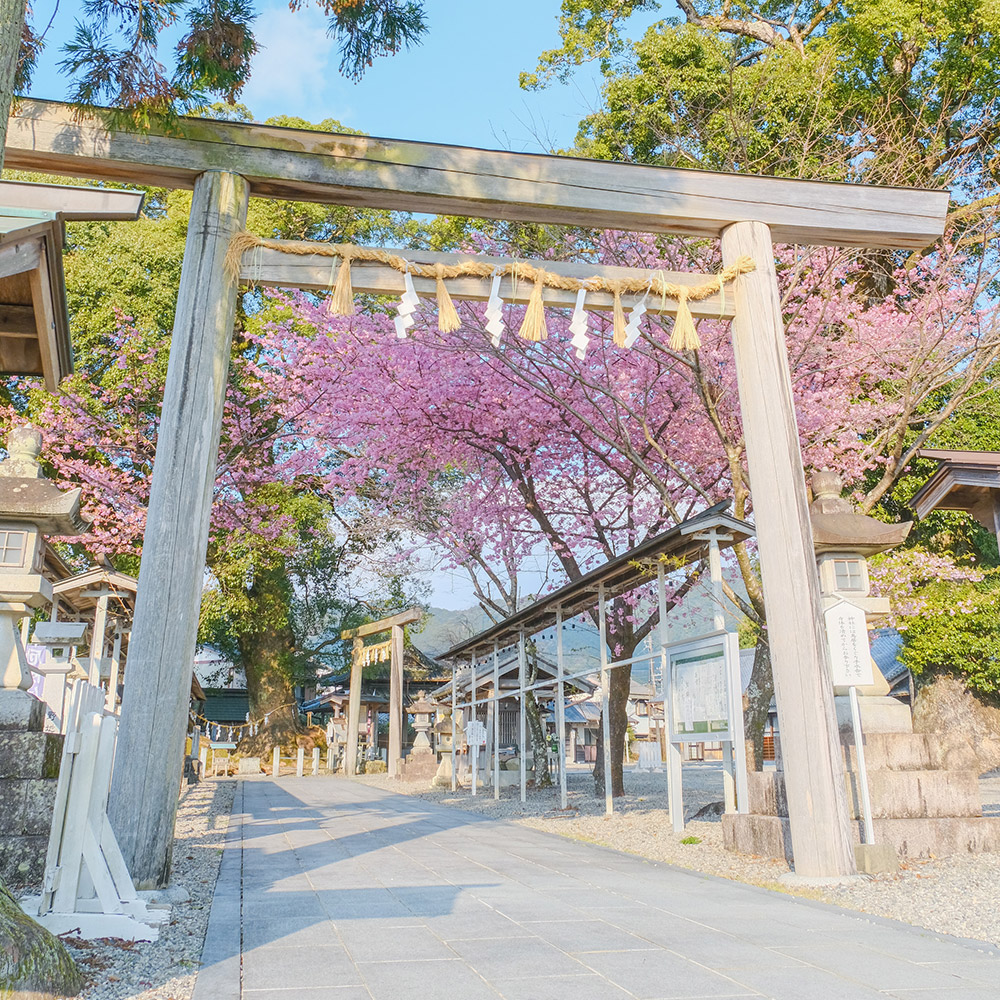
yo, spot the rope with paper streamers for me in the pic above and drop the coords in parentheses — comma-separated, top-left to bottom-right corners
(192, 700, 300, 743)
(226, 233, 756, 351)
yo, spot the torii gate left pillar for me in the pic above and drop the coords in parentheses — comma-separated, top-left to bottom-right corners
(108, 171, 248, 887)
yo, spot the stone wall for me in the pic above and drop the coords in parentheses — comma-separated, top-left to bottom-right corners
(0, 720, 62, 888)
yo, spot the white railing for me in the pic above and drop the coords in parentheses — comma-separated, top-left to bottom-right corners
(24, 679, 169, 941)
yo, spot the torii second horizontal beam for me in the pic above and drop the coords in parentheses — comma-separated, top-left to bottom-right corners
(4, 100, 949, 250)
(240, 243, 737, 318)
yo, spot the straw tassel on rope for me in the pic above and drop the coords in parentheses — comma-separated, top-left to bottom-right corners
(612, 287, 627, 348)
(328, 256, 355, 316)
(669, 290, 701, 351)
(435, 264, 462, 332)
(518, 270, 548, 342)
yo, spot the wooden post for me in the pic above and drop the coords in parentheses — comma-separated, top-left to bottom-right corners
(104, 630, 123, 714)
(312, 746, 320, 776)
(721, 220, 855, 877)
(518, 632, 527, 804)
(555, 606, 568, 811)
(108, 170, 249, 887)
(469, 652, 477, 796)
(493, 641, 500, 801)
(598, 583, 613, 817)
(89, 592, 108, 687)
(388, 623, 404, 777)
(272, 745, 280, 777)
(345, 637, 364, 777)
(451, 663, 458, 792)
(296, 747, 305, 777)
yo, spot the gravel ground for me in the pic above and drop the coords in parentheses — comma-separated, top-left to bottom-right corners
(63, 779, 235, 1000)
(359, 761, 1000, 947)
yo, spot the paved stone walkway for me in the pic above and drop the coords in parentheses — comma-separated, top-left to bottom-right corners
(192, 777, 1000, 1000)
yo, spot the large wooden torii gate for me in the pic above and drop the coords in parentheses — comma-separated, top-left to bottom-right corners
(5, 99, 948, 885)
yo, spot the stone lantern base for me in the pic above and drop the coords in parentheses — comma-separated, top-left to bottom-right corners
(0, 691, 63, 887)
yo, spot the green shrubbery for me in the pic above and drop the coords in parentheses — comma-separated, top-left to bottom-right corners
(899, 574, 1000, 699)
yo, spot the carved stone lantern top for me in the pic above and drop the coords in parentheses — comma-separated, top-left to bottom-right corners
(809, 470, 910, 557)
(408, 690, 437, 716)
(0, 426, 89, 535)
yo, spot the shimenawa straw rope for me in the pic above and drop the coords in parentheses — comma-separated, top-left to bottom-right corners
(225, 233, 756, 351)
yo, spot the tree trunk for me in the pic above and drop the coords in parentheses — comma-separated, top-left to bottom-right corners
(0, 0, 26, 172)
(237, 621, 314, 758)
(743, 638, 774, 771)
(593, 656, 632, 798)
(0, 876, 82, 999)
(524, 643, 551, 787)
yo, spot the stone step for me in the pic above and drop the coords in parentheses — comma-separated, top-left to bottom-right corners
(840, 732, 979, 772)
(835, 695, 913, 735)
(873, 817, 1000, 858)
(0, 731, 63, 780)
(723, 813, 1000, 861)
(846, 769, 982, 820)
(746, 768, 983, 820)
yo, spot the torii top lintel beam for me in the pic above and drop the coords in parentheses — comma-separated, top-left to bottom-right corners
(340, 607, 422, 641)
(5, 100, 948, 250)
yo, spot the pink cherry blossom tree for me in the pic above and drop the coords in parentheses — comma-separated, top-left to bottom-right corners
(256, 231, 1000, 783)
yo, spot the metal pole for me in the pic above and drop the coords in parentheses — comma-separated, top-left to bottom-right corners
(849, 684, 875, 844)
(598, 582, 613, 817)
(556, 606, 568, 810)
(518, 631, 527, 804)
(493, 641, 500, 801)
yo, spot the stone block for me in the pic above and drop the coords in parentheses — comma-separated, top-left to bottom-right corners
(722, 813, 792, 863)
(873, 817, 1000, 858)
(238, 757, 261, 775)
(0, 690, 43, 731)
(0, 779, 57, 835)
(845, 769, 982, 820)
(836, 695, 913, 735)
(0, 730, 63, 779)
(841, 732, 935, 771)
(0, 833, 48, 887)
(854, 842, 899, 874)
(746, 771, 787, 817)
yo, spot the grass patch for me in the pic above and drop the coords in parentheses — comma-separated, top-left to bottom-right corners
(680, 835, 702, 845)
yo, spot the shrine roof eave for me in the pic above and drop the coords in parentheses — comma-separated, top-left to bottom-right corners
(431, 652, 598, 701)
(911, 450, 1000, 521)
(51, 566, 139, 597)
(442, 504, 753, 662)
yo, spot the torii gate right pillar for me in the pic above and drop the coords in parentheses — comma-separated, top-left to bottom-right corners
(721, 221, 856, 877)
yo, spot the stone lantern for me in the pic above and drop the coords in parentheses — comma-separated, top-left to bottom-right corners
(0, 426, 89, 729)
(408, 690, 436, 754)
(810, 470, 910, 617)
(809, 470, 910, 714)
(432, 703, 463, 789)
(394, 690, 440, 782)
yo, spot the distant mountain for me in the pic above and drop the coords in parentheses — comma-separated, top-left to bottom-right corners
(410, 606, 492, 657)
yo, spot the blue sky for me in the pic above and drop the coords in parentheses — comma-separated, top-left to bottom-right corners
(27, 0, 669, 151)
(25, 0, 670, 610)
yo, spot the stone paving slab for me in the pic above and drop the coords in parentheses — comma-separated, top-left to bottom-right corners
(193, 777, 1000, 1000)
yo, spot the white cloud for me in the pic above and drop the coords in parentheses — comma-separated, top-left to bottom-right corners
(243, 4, 349, 123)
